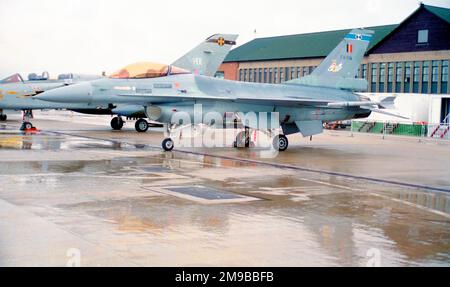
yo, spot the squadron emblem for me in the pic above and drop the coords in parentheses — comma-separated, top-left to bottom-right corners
(328, 60, 343, 73)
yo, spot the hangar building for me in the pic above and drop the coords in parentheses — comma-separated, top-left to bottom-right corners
(218, 3, 450, 100)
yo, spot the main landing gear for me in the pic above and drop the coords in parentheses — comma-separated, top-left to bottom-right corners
(110, 116, 124, 130)
(110, 117, 151, 133)
(233, 127, 289, 152)
(272, 134, 289, 152)
(135, 118, 149, 133)
(0, 114, 7, 121)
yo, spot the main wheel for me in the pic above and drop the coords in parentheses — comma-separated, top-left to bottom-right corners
(272, 135, 289, 151)
(110, 117, 124, 130)
(234, 131, 250, 148)
(135, 119, 149, 133)
(162, 138, 174, 151)
(0, 114, 6, 121)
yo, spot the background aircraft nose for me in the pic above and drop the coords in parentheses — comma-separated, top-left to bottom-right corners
(36, 82, 93, 103)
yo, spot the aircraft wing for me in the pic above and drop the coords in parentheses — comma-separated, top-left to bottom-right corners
(116, 93, 336, 107)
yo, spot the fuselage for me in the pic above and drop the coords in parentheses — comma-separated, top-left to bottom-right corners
(37, 74, 368, 125)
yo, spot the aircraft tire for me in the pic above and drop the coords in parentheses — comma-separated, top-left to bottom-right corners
(0, 115, 6, 121)
(273, 135, 289, 152)
(135, 119, 149, 133)
(111, 117, 124, 130)
(162, 138, 174, 152)
(20, 122, 33, 131)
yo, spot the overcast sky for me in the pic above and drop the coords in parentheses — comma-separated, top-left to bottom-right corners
(0, 0, 449, 79)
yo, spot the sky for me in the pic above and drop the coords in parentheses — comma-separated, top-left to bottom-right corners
(0, 0, 449, 79)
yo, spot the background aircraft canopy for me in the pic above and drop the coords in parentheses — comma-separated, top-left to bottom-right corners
(109, 62, 190, 79)
(1, 73, 24, 84)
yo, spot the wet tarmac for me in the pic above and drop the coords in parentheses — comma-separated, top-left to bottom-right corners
(0, 111, 449, 266)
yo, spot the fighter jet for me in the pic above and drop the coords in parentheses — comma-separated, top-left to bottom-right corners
(0, 34, 237, 131)
(37, 29, 399, 151)
(0, 72, 102, 129)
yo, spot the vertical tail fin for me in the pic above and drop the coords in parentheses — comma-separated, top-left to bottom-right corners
(286, 29, 374, 91)
(171, 34, 238, 77)
(311, 29, 374, 78)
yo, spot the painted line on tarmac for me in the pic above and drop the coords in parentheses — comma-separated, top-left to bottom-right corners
(48, 130, 450, 195)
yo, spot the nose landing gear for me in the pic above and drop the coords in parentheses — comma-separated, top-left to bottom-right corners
(20, 109, 37, 131)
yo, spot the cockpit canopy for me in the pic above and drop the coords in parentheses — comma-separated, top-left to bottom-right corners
(109, 62, 190, 79)
(0, 73, 24, 84)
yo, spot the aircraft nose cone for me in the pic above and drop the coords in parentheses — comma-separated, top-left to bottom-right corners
(36, 82, 93, 103)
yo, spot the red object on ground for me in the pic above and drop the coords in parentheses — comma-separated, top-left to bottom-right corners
(23, 127, 39, 133)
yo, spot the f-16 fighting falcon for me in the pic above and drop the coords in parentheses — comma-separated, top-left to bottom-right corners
(37, 29, 402, 152)
(0, 34, 237, 131)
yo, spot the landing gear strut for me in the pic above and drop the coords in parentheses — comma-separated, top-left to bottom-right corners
(233, 127, 251, 148)
(110, 116, 124, 130)
(135, 118, 149, 133)
(20, 109, 34, 131)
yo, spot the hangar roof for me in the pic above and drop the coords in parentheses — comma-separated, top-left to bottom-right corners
(223, 25, 397, 63)
(422, 4, 450, 23)
(223, 4, 449, 63)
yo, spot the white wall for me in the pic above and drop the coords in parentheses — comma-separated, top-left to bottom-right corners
(357, 93, 449, 124)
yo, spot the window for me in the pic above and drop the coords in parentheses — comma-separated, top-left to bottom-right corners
(362, 64, 367, 80)
(417, 30, 428, 44)
(269, 68, 273, 83)
(280, 68, 285, 83)
(442, 60, 448, 94)
(396, 63, 403, 83)
(290, 67, 296, 79)
(297, 67, 301, 78)
(422, 61, 430, 93)
(371, 63, 378, 83)
(413, 62, 420, 83)
(303, 67, 309, 77)
(388, 63, 394, 83)
(442, 61, 448, 83)
(274, 68, 278, 84)
(239, 69, 244, 81)
(259, 68, 263, 83)
(243, 69, 247, 82)
(405, 62, 411, 83)
(264, 68, 268, 83)
(432, 61, 439, 83)
(422, 61, 429, 82)
(249, 68, 253, 82)
(214, 71, 224, 79)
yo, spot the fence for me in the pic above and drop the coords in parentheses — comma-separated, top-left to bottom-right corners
(351, 121, 428, 138)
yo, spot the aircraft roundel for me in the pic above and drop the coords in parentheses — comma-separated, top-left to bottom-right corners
(217, 37, 225, 46)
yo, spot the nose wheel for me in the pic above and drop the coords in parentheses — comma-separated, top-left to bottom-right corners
(162, 138, 174, 151)
(135, 119, 149, 133)
(272, 134, 289, 151)
(20, 122, 34, 131)
(110, 117, 124, 130)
